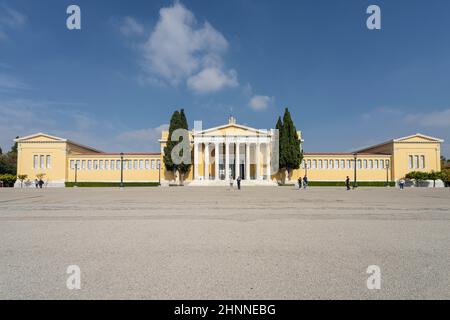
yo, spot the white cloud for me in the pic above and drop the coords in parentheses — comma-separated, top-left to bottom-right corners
(119, 16, 144, 37)
(141, 2, 236, 93)
(187, 67, 238, 93)
(118, 124, 168, 144)
(248, 95, 273, 111)
(404, 109, 450, 127)
(0, 5, 26, 41)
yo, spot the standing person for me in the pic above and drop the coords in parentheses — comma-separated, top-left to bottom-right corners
(346, 176, 351, 190)
(298, 177, 302, 189)
(237, 176, 241, 190)
(399, 178, 405, 190)
(38, 179, 44, 189)
(303, 175, 308, 189)
(34, 179, 39, 188)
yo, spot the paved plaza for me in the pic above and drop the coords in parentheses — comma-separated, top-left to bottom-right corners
(0, 186, 449, 299)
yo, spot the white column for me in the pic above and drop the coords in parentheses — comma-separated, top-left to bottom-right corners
(265, 143, 271, 180)
(194, 143, 199, 180)
(235, 142, 240, 179)
(214, 142, 220, 180)
(204, 143, 210, 180)
(245, 143, 250, 180)
(256, 143, 261, 180)
(225, 142, 230, 181)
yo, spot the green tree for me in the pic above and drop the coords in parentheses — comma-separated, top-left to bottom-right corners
(279, 108, 302, 182)
(163, 110, 191, 185)
(440, 169, 450, 187)
(428, 170, 441, 188)
(0, 138, 18, 175)
(17, 174, 28, 188)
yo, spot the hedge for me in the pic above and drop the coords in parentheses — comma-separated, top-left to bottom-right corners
(282, 181, 395, 187)
(65, 182, 160, 187)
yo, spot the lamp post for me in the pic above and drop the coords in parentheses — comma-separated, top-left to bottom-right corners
(353, 153, 358, 189)
(74, 162, 78, 187)
(386, 161, 390, 187)
(158, 160, 161, 186)
(120, 152, 124, 188)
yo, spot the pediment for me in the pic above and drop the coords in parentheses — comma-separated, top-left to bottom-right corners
(15, 132, 67, 143)
(196, 123, 268, 137)
(394, 133, 443, 143)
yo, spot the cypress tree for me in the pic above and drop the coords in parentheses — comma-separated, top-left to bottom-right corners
(177, 109, 191, 179)
(280, 108, 302, 181)
(163, 110, 181, 174)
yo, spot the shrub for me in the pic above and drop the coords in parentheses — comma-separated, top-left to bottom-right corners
(0, 174, 17, 187)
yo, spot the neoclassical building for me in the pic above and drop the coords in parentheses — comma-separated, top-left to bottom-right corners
(14, 116, 443, 187)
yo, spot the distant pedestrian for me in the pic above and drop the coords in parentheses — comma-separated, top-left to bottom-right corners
(399, 178, 405, 190)
(346, 176, 350, 190)
(34, 179, 39, 188)
(229, 176, 234, 189)
(303, 175, 308, 189)
(237, 176, 241, 190)
(38, 179, 44, 189)
(298, 177, 302, 189)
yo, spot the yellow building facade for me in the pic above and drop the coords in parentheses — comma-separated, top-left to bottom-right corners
(14, 118, 443, 187)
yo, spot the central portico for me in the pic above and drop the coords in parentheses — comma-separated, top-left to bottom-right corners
(190, 116, 276, 185)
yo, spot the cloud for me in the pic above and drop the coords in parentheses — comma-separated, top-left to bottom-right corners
(403, 109, 450, 127)
(141, 1, 236, 93)
(117, 124, 168, 148)
(187, 67, 237, 93)
(248, 95, 273, 111)
(119, 16, 144, 37)
(0, 73, 28, 90)
(0, 5, 26, 41)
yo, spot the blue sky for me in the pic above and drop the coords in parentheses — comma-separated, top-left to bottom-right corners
(1, 0, 449, 156)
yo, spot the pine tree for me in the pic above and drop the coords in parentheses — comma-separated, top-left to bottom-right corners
(163, 110, 191, 184)
(280, 108, 302, 182)
(163, 110, 181, 174)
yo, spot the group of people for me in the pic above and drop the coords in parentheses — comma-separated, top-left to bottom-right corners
(34, 179, 45, 189)
(297, 176, 309, 189)
(229, 176, 242, 190)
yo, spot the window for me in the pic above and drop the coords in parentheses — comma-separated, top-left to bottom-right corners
(334, 160, 339, 169)
(110, 160, 115, 170)
(76, 160, 80, 170)
(98, 160, 103, 170)
(307, 160, 311, 169)
(341, 160, 345, 169)
(128, 160, 132, 170)
(157, 160, 161, 169)
(408, 155, 413, 169)
(88, 160, 92, 170)
(94, 160, 98, 170)
(139, 160, 144, 170)
(145, 160, 149, 170)
(82, 160, 86, 170)
(151, 159, 156, 169)
(386, 160, 390, 168)
(34, 155, 38, 169)
(40, 155, 45, 169)
(116, 160, 120, 170)
(420, 155, 425, 169)
(133, 160, 137, 170)
(318, 160, 323, 169)
(301, 160, 305, 169)
(46, 155, 51, 168)
(105, 160, 109, 170)
(374, 160, 378, 169)
(357, 160, 362, 169)
(347, 160, 352, 169)
(414, 156, 419, 169)
(380, 160, 384, 169)
(369, 160, 373, 169)
(363, 160, 368, 169)
(70, 160, 75, 170)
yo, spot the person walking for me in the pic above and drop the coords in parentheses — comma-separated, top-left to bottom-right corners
(346, 176, 351, 190)
(34, 179, 39, 188)
(298, 177, 302, 189)
(38, 179, 44, 189)
(237, 176, 241, 190)
(303, 175, 308, 189)
(399, 178, 405, 190)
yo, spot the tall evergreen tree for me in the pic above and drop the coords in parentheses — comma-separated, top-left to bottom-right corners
(279, 108, 302, 182)
(163, 109, 191, 184)
(177, 109, 191, 179)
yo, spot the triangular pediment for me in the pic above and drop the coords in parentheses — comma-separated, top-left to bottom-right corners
(15, 132, 67, 143)
(196, 123, 269, 136)
(393, 133, 444, 143)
